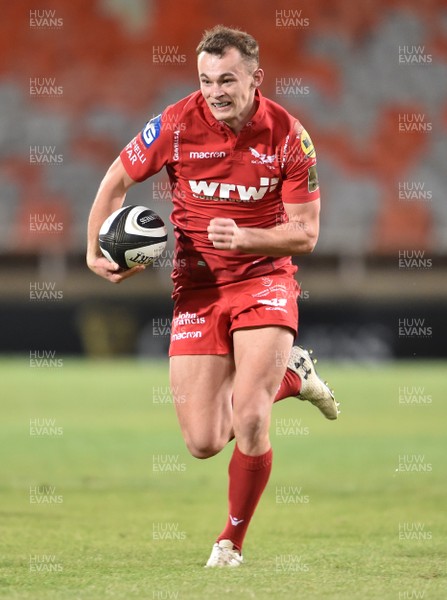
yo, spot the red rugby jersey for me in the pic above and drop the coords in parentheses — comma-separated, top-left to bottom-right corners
(119, 89, 319, 290)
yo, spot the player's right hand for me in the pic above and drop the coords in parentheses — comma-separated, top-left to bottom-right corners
(86, 255, 145, 284)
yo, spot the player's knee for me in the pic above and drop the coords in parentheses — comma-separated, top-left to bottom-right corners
(233, 405, 269, 440)
(185, 438, 224, 460)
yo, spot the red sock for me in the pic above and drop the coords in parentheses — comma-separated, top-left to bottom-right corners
(274, 368, 301, 403)
(217, 445, 273, 551)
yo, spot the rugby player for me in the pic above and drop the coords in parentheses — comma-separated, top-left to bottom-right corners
(87, 25, 339, 567)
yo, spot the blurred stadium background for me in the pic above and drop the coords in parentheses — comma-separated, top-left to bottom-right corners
(1, 0, 446, 360)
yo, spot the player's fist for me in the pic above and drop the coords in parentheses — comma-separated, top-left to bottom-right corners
(207, 218, 243, 250)
(86, 254, 145, 284)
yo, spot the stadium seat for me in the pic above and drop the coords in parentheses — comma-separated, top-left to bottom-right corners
(0, 0, 445, 259)
(16, 194, 73, 253)
(372, 192, 432, 254)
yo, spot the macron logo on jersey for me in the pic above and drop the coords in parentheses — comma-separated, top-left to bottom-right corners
(141, 114, 162, 148)
(189, 151, 226, 159)
(189, 177, 279, 202)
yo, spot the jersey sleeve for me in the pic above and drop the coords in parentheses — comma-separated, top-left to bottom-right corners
(119, 110, 174, 182)
(280, 121, 320, 204)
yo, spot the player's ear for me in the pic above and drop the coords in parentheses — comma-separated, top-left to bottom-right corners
(252, 67, 264, 88)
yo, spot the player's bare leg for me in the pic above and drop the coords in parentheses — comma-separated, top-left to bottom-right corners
(169, 354, 235, 459)
(206, 326, 293, 567)
(232, 326, 293, 455)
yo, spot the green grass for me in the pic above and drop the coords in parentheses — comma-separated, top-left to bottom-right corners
(0, 358, 446, 599)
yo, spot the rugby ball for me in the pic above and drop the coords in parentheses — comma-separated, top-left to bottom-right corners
(99, 205, 167, 269)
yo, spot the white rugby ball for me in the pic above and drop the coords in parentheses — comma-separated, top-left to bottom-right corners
(99, 205, 167, 269)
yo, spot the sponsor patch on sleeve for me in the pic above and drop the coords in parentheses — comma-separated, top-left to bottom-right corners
(141, 114, 162, 148)
(300, 128, 316, 159)
(308, 165, 319, 192)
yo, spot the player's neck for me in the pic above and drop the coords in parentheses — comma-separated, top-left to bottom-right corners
(225, 99, 258, 135)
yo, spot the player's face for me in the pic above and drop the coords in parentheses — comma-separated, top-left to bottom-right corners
(198, 47, 264, 133)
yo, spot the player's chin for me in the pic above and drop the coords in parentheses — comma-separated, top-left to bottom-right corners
(209, 103, 233, 119)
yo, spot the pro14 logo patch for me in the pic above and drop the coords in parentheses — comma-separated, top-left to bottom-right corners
(142, 114, 162, 148)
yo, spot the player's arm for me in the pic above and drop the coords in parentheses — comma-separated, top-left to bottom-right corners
(207, 198, 320, 256)
(87, 111, 173, 281)
(208, 120, 320, 257)
(86, 157, 145, 283)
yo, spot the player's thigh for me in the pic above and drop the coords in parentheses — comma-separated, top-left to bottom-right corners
(169, 354, 235, 456)
(232, 326, 294, 413)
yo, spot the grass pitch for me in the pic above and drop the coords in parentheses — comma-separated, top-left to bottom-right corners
(0, 358, 446, 599)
